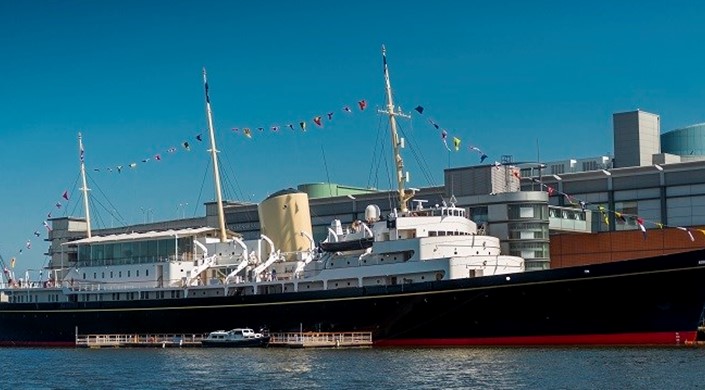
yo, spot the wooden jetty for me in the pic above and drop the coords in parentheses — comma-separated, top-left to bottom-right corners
(75, 331, 373, 349)
(76, 333, 205, 348)
(268, 332, 373, 348)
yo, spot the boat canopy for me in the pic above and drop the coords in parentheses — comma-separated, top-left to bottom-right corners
(62, 227, 221, 246)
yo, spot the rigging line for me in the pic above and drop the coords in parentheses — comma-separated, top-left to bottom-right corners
(87, 197, 107, 230)
(217, 144, 246, 201)
(367, 114, 386, 189)
(321, 146, 332, 195)
(396, 122, 437, 187)
(194, 156, 211, 219)
(216, 155, 259, 224)
(65, 170, 83, 218)
(87, 172, 127, 225)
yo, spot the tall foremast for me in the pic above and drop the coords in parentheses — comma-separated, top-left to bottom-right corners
(78, 132, 92, 238)
(202, 67, 228, 242)
(379, 45, 414, 213)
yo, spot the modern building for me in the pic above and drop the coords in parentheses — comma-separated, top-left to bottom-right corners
(613, 110, 661, 168)
(661, 123, 705, 162)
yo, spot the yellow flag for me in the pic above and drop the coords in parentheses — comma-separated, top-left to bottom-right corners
(453, 137, 461, 151)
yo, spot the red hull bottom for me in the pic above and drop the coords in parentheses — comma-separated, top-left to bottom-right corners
(375, 331, 699, 347)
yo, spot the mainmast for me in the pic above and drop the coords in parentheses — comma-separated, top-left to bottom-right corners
(203, 67, 228, 242)
(78, 133, 92, 238)
(379, 45, 414, 213)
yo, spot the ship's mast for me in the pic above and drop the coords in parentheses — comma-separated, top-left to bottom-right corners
(379, 45, 413, 213)
(78, 132, 92, 238)
(203, 68, 228, 242)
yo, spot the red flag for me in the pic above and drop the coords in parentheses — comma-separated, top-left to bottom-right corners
(62, 191, 69, 201)
(358, 99, 367, 110)
(313, 116, 323, 127)
(637, 217, 647, 240)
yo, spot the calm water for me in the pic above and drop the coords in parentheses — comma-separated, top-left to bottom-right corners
(1, 346, 703, 389)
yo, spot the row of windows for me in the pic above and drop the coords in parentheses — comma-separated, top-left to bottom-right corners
(77, 238, 194, 266)
(78, 290, 182, 302)
(82, 268, 150, 280)
(10, 294, 61, 303)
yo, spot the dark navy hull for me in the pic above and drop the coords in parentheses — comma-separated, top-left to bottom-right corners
(2, 249, 705, 347)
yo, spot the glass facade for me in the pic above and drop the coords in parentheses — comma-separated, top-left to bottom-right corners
(77, 237, 189, 266)
(507, 203, 550, 271)
(661, 124, 705, 157)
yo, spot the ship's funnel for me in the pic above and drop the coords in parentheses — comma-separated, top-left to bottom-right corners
(258, 189, 314, 261)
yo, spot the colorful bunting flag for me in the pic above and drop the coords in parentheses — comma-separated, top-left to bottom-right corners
(358, 99, 367, 111)
(414, 105, 424, 114)
(429, 119, 440, 130)
(453, 137, 461, 151)
(243, 128, 252, 138)
(33, 231, 40, 237)
(167, 147, 176, 153)
(196, 134, 203, 142)
(231, 128, 239, 132)
(271, 126, 279, 132)
(288, 124, 295, 131)
(182, 142, 190, 151)
(598, 206, 609, 225)
(637, 217, 647, 240)
(313, 116, 323, 127)
(62, 191, 69, 201)
(155, 154, 161, 161)
(129, 163, 137, 169)
(117, 165, 123, 173)
(343, 106, 352, 113)
(327, 112, 334, 120)
(26, 240, 31, 250)
(299, 122, 306, 131)
(43, 220, 52, 231)
(441, 130, 450, 151)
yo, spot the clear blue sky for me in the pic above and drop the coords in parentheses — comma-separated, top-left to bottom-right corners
(2, 0, 705, 272)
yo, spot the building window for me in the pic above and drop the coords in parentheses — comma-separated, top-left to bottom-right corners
(550, 164, 565, 174)
(508, 204, 547, 219)
(582, 161, 598, 171)
(469, 206, 488, 225)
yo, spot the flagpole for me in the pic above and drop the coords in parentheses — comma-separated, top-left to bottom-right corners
(78, 133, 92, 238)
(379, 45, 413, 213)
(203, 68, 228, 242)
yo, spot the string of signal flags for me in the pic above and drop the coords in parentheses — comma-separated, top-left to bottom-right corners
(528, 177, 705, 243)
(3, 189, 71, 278)
(82, 99, 371, 175)
(412, 105, 490, 164)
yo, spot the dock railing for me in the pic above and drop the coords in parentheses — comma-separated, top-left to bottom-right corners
(76, 333, 206, 347)
(268, 331, 373, 347)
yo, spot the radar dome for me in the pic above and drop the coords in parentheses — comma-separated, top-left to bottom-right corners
(365, 204, 381, 223)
